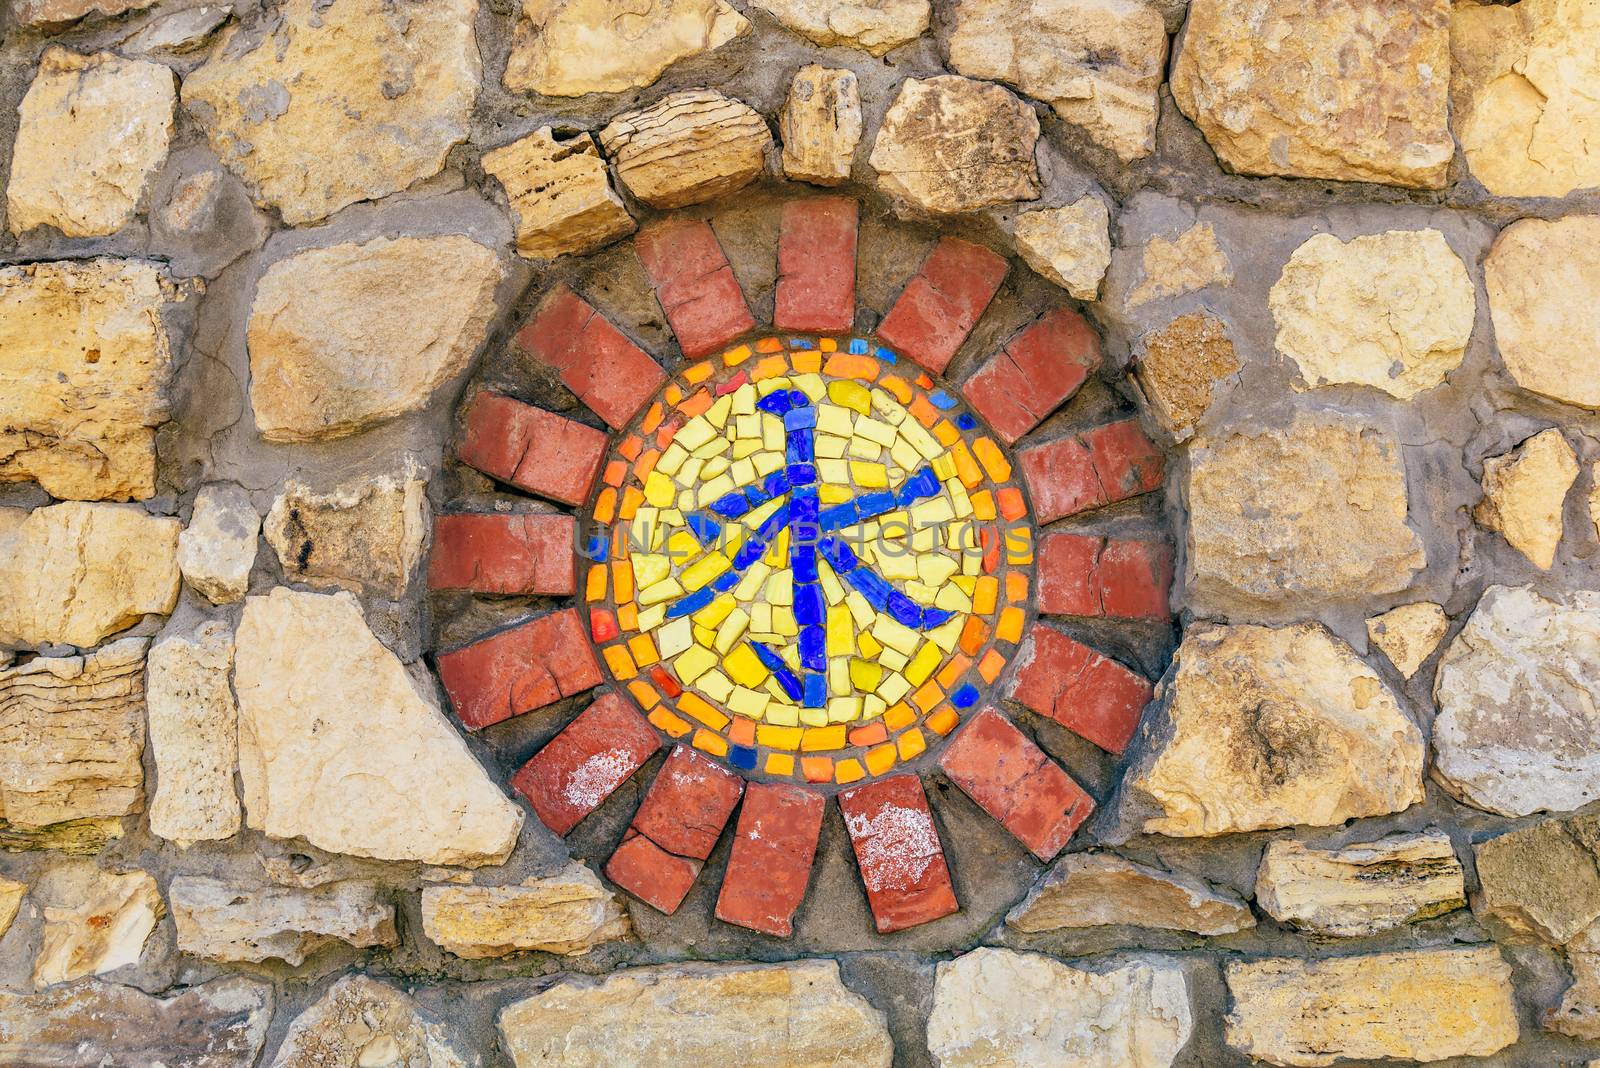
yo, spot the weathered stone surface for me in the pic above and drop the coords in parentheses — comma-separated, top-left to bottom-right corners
(1433, 585, 1600, 817)
(147, 620, 239, 846)
(1172, 0, 1453, 188)
(0, 818, 122, 856)
(1474, 428, 1578, 569)
(272, 975, 464, 1068)
(1453, 0, 1600, 198)
(1472, 811, 1600, 945)
(0, 976, 272, 1068)
(421, 863, 630, 958)
(264, 470, 429, 598)
(927, 948, 1192, 1068)
(499, 960, 894, 1067)
(947, 0, 1167, 161)
(1366, 602, 1449, 680)
(751, 0, 929, 55)
(1114, 623, 1425, 838)
(170, 877, 396, 965)
(0, 638, 146, 828)
(1127, 222, 1232, 308)
(33, 865, 163, 989)
(0, 259, 176, 502)
(483, 129, 635, 261)
(1270, 230, 1475, 399)
(1007, 852, 1254, 935)
(0, 503, 180, 648)
(504, 0, 747, 96)
(1135, 313, 1238, 441)
(868, 75, 1041, 216)
(248, 237, 504, 442)
(234, 587, 522, 866)
(780, 65, 863, 186)
(0, 875, 23, 939)
(1186, 413, 1426, 608)
(1255, 831, 1466, 937)
(11, 0, 152, 27)
(8, 49, 175, 238)
(182, 0, 480, 225)
(1551, 921, 1600, 1039)
(178, 484, 259, 605)
(1485, 216, 1600, 411)
(599, 90, 772, 210)
(123, 4, 232, 55)
(1225, 947, 1518, 1066)
(1012, 198, 1112, 300)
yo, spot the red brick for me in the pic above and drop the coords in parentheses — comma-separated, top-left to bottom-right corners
(630, 745, 744, 859)
(875, 238, 1008, 375)
(427, 512, 576, 596)
(635, 219, 754, 358)
(1085, 419, 1165, 503)
(774, 198, 857, 334)
(436, 609, 601, 730)
(1036, 532, 1101, 616)
(1019, 417, 1163, 523)
(516, 286, 665, 428)
(605, 831, 702, 914)
(938, 708, 1093, 861)
(1038, 532, 1172, 620)
(715, 782, 825, 937)
(962, 309, 1100, 444)
(457, 392, 606, 507)
(511, 691, 661, 836)
(838, 774, 959, 933)
(1007, 623, 1152, 755)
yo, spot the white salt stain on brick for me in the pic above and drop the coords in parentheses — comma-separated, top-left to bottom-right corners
(563, 749, 634, 810)
(848, 804, 940, 893)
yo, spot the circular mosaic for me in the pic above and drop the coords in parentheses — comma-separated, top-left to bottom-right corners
(582, 334, 1034, 787)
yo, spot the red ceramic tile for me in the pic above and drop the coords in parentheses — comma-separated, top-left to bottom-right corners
(875, 238, 1008, 375)
(1007, 623, 1152, 755)
(427, 512, 576, 596)
(1084, 419, 1165, 503)
(1036, 532, 1101, 616)
(837, 774, 959, 933)
(962, 309, 1101, 444)
(1038, 532, 1172, 621)
(630, 745, 744, 860)
(457, 392, 607, 507)
(635, 219, 754, 358)
(774, 198, 857, 334)
(435, 609, 601, 731)
(715, 782, 825, 937)
(511, 691, 661, 836)
(938, 708, 1093, 861)
(1019, 417, 1164, 523)
(605, 831, 702, 915)
(516, 286, 665, 428)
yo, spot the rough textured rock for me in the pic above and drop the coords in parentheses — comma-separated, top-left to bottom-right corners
(1472, 812, 1600, 945)
(421, 863, 630, 958)
(0, 503, 180, 648)
(947, 0, 1168, 161)
(1007, 852, 1254, 935)
(170, 877, 397, 965)
(0, 818, 122, 856)
(271, 975, 465, 1068)
(0, 976, 273, 1068)
(1113, 623, 1425, 838)
(1224, 947, 1519, 1066)
(599, 90, 772, 210)
(499, 960, 894, 1067)
(1551, 921, 1600, 1039)
(0, 875, 23, 939)
(182, 0, 481, 225)
(0, 638, 147, 828)
(504, 0, 748, 97)
(147, 620, 240, 846)
(1127, 222, 1232, 308)
(248, 237, 504, 442)
(1433, 585, 1600, 817)
(122, 4, 232, 55)
(178, 484, 260, 605)
(1012, 198, 1112, 301)
(1270, 230, 1475, 399)
(927, 948, 1193, 1068)
(234, 587, 522, 867)
(11, 0, 152, 27)
(33, 865, 163, 989)
(264, 470, 429, 598)
(751, 0, 929, 55)
(1485, 216, 1600, 411)
(482, 129, 635, 260)
(1452, 0, 1600, 198)
(8, 48, 176, 238)
(1474, 428, 1578, 569)
(0, 259, 177, 502)
(1186, 413, 1426, 609)
(1172, 0, 1453, 188)
(1255, 831, 1466, 937)
(780, 65, 862, 186)
(868, 75, 1040, 216)
(1135, 313, 1238, 441)
(1366, 602, 1449, 680)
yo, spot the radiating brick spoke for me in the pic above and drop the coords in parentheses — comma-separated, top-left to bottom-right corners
(875, 238, 1007, 375)
(1037, 532, 1173, 621)
(427, 512, 576, 596)
(1008, 622, 1153, 755)
(605, 745, 744, 914)
(714, 782, 825, 936)
(511, 690, 661, 836)
(775, 198, 858, 334)
(635, 218, 755, 358)
(517, 286, 665, 428)
(457, 392, 607, 507)
(1018, 417, 1164, 524)
(838, 773, 958, 933)
(962, 308, 1101, 445)
(436, 609, 601, 731)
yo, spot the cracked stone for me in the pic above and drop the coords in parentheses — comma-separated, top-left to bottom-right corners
(1474, 428, 1578, 569)
(600, 90, 772, 210)
(1255, 830, 1466, 937)
(482, 128, 636, 261)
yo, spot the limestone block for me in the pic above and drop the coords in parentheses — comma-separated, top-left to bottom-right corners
(170, 877, 397, 965)
(750, 0, 929, 56)
(271, 975, 465, 1068)
(780, 65, 863, 186)
(1551, 921, 1600, 1039)
(600, 90, 772, 210)
(1255, 831, 1466, 937)
(1012, 197, 1112, 301)
(264, 470, 429, 598)
(146, 620, 240, 846)
(1476, 811, 1600, 947)
(1485, 216, 1600, 411)
(482, 129, 636, 260)
(178, 483, 260, 605)
(420, 863, 630, 958)
(11, 0, 152, 27)
(1126, 222, 1232, 308)
(0, 876, 23, 939)
(122, 4, 232, 55)
(33, 865, 163, 989)
(1135, 313, 1238, 441)
(1366, 602, 1449, 680)
(1007, 853, 1254, 935)
(1474, 428, 1578, 569)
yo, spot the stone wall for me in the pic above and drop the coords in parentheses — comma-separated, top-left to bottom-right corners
(0, 0, 1598, 1065)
